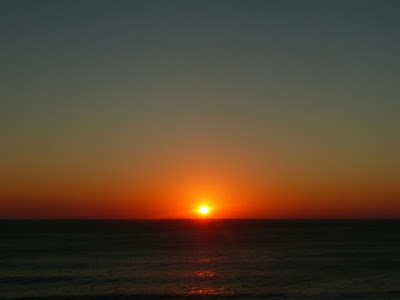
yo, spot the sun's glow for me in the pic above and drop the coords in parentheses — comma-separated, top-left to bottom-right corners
(199, 206, 210, 215)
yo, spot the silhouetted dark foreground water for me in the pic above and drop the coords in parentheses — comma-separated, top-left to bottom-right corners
(0, 220, 399, 299)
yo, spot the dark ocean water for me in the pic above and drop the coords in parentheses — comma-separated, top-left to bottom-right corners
(0, 220, 399, 299)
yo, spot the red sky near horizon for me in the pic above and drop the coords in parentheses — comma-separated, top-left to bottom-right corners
(1, 157, 399, 219)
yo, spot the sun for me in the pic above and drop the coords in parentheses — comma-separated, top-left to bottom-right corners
(199, 206, 210, 215)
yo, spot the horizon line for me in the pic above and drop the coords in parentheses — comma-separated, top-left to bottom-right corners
(0, 218, 399, 221)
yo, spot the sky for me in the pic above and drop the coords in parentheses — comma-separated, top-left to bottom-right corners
(1, 0, 400, 218)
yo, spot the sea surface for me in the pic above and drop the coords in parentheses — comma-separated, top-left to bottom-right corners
(0, 220, 399, 299)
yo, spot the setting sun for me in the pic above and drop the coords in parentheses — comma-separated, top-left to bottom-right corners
(199, 206, 210, 215)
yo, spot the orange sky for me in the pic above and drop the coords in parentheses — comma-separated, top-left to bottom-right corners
(1, 158, 399, 219)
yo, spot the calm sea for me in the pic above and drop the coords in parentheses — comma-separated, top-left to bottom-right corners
(0, 220, 399, 299)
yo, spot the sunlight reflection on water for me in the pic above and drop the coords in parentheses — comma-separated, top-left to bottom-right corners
(187, 287, 227, 295)
(192, 270, 215, 278)
(191, 258, 211, 263)
(184, 251, 228, 295)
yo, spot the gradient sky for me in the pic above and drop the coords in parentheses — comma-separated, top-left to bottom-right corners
(1, 0, 400, 218)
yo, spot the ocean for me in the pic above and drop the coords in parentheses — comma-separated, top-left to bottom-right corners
(0, 220, 399, 299)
